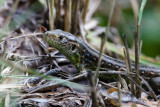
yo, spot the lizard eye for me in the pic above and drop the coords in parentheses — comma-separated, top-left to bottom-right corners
(71, 44, 76, 51)
(59, 35, 63, 40)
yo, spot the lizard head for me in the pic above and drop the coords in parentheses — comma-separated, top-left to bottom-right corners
(44, 29, 82, 69)
(44, 29, 79, 52)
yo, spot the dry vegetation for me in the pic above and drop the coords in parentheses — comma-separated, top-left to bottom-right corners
(0, 0, 160, 107)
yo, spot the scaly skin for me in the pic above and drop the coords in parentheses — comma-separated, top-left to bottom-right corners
(43, 29, 160, 81)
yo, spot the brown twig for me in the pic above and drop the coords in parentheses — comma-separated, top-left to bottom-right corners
(134, 26, 142, 98)
(82, 0, 90, 23)
(98, 71, 153, 97)
(87, 71, 99, 107)
(47, 0, 54, 30)
(71, 0, 79, 33)
(117, 82, 122, 107)
(55, 0, 61, 19)
(134, 0, 147, 98)
(33, 35, 53, 69)
(55, 0, 61, 28)
(123, 35, 135, 95)
(64, 0, 72, 32)
(139, 76, 157, 100)
(13, 73, 89, 105)
(94, 0, 116, 82)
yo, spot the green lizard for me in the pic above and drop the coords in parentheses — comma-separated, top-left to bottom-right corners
(43, 29, 160, 86)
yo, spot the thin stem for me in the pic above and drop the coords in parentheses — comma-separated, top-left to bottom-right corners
(134, 0, 147, 98)
(94, 0, 116, 82)
(123, 35, 135, 95)
(71, 0, 79, 33)
(64, 0, 72, 32)
(48, 0, 54, 30)
(130, 0, 139, 21)
(117, 82, 122, 107)
(55, 0, 61, 28)
(87, 71, 99, 107)
(55, 0, 61, 20)
(82, 0, 90, 23)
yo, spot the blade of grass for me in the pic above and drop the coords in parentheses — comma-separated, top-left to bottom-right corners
(138, 0, 147, 26)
